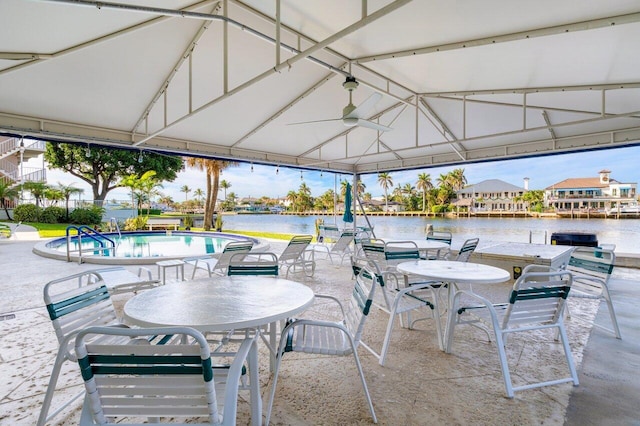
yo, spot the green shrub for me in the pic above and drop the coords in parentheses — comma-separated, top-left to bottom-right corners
(40, 206, 66, 223)
(183, 215, 194, 229)
(124, 216, 148, 231)
(431, 204, 448, 214)
(70, 206, 104, 225)
(14, 204, 40, 222)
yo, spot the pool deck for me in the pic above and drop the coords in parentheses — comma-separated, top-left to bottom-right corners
(1, 227, 639, 425)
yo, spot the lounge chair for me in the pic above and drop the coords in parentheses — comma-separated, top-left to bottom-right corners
(276, 235, 315, 278)
(185, 240, 254, 278)
(312, 230, 356, 266)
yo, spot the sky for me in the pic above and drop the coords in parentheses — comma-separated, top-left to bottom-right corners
(30, 144, 640, 203)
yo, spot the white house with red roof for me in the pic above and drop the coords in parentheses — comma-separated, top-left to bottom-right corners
(545, 170, 637, 212)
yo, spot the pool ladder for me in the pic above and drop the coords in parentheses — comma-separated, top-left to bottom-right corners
(66, 225, 116, 264)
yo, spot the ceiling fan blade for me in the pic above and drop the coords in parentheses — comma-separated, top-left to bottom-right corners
(287, 118, 342, 126)
(345, 92, 382, 119)
(356, 119, 392, 132)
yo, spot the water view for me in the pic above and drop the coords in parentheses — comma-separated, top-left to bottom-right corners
(219, 214, 640, 254)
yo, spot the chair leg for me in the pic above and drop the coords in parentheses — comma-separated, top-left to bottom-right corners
(265, 331, 288, 425)
(494, 329, 515, 398)
(379, 310, 398, 366)
(601, 286, 623, 339)
(557, 323, 580, 386)
(37, 346, 81, 426)
(248, 338, 262, 426)
(348, 339, 377, 423)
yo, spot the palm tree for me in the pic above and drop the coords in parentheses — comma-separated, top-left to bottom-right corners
(185, 158, 238, 230)
(0, 181, 19, 220)
(22, 181, 49, 207)
(286, 190, 298, 212)
(193, 188, 204, 205)
(219, 180, 231, 200)
(378, 172, 393, 211)
(57, 182, 84, 220)
(436, 173, 450, 190)
(449, 168, 467, 191)
(416, 173, 433, 212)
(180, 185, 191, 202)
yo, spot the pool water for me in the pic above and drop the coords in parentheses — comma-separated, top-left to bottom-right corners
(47, 231, 256, 259)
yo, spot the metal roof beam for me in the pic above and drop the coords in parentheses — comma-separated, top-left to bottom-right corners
(355, 12, 640, 63)
(422, 82, 640, 97)
(132, 0, 411, 146)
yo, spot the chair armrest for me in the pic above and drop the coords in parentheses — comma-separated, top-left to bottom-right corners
(450, 289, 502, 327)
(137, 266, 154, 281)
(313, 294, 346, 318)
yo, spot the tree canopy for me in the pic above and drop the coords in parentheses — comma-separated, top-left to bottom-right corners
(45, 143, 183, 203)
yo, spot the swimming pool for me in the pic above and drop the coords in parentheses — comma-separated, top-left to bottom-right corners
(34, 231, 267, 264)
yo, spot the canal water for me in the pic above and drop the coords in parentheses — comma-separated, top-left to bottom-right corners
(218, 214, 640, 254)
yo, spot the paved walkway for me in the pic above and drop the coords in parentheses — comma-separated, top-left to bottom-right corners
(0, 236, 638, 425)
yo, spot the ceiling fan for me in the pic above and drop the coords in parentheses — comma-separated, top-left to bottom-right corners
(288, 76, 392, 132)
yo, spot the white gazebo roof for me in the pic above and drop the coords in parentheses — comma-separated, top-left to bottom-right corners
(2, 0, 640, 175)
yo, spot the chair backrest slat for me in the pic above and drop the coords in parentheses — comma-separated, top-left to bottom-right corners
(76, 326, 228, 425)
(503, 270, 572, 329)
(227, 252, 278, 276)
(383, 241, 420, 266)
(455, 238, 479, 262)
(279, 235, 312, 262)
(344, 265, 377, 345)
(44, 273, 121, 362)
(426, 231, 452, 245)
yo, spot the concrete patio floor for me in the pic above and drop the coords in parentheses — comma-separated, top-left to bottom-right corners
(0, 228, 638, 425)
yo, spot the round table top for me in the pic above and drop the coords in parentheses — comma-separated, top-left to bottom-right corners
(123, 276, 315, 332)
(396, 260, 510, 284)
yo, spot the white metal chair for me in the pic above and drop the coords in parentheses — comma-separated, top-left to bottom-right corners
(265, 263, 378, 424)
(185, 240, 254, 278)
(276, 235, 315, 278)
(424, 230, 452, 260)
(451, 237, 479, 262)
(74, 326, 261, 426)
(565, 246, 622, 339)
(352, 256, 443, 363)
(38, 272, 126, 426)
(227, 252, 279, 276)
(445, 268, 578, 398)
(311, 229, 356, 266)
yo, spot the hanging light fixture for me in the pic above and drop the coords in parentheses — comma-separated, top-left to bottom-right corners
(138, 150, 144, 163)
(320, 170, 323, 178)
(300, 170, 303, 180)
(85, 144, 91, 158)
(251, 163, 254, 173)
(276, 165, 279, 175)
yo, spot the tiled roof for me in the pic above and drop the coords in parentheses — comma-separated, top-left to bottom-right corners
(545, 177, 613, 190)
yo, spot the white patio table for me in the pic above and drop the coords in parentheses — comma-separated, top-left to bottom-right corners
(396, 260, 510, 350)
(123, 276, 315, 371)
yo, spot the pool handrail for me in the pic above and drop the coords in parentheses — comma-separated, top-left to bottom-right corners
(65, 225, 116, 263)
